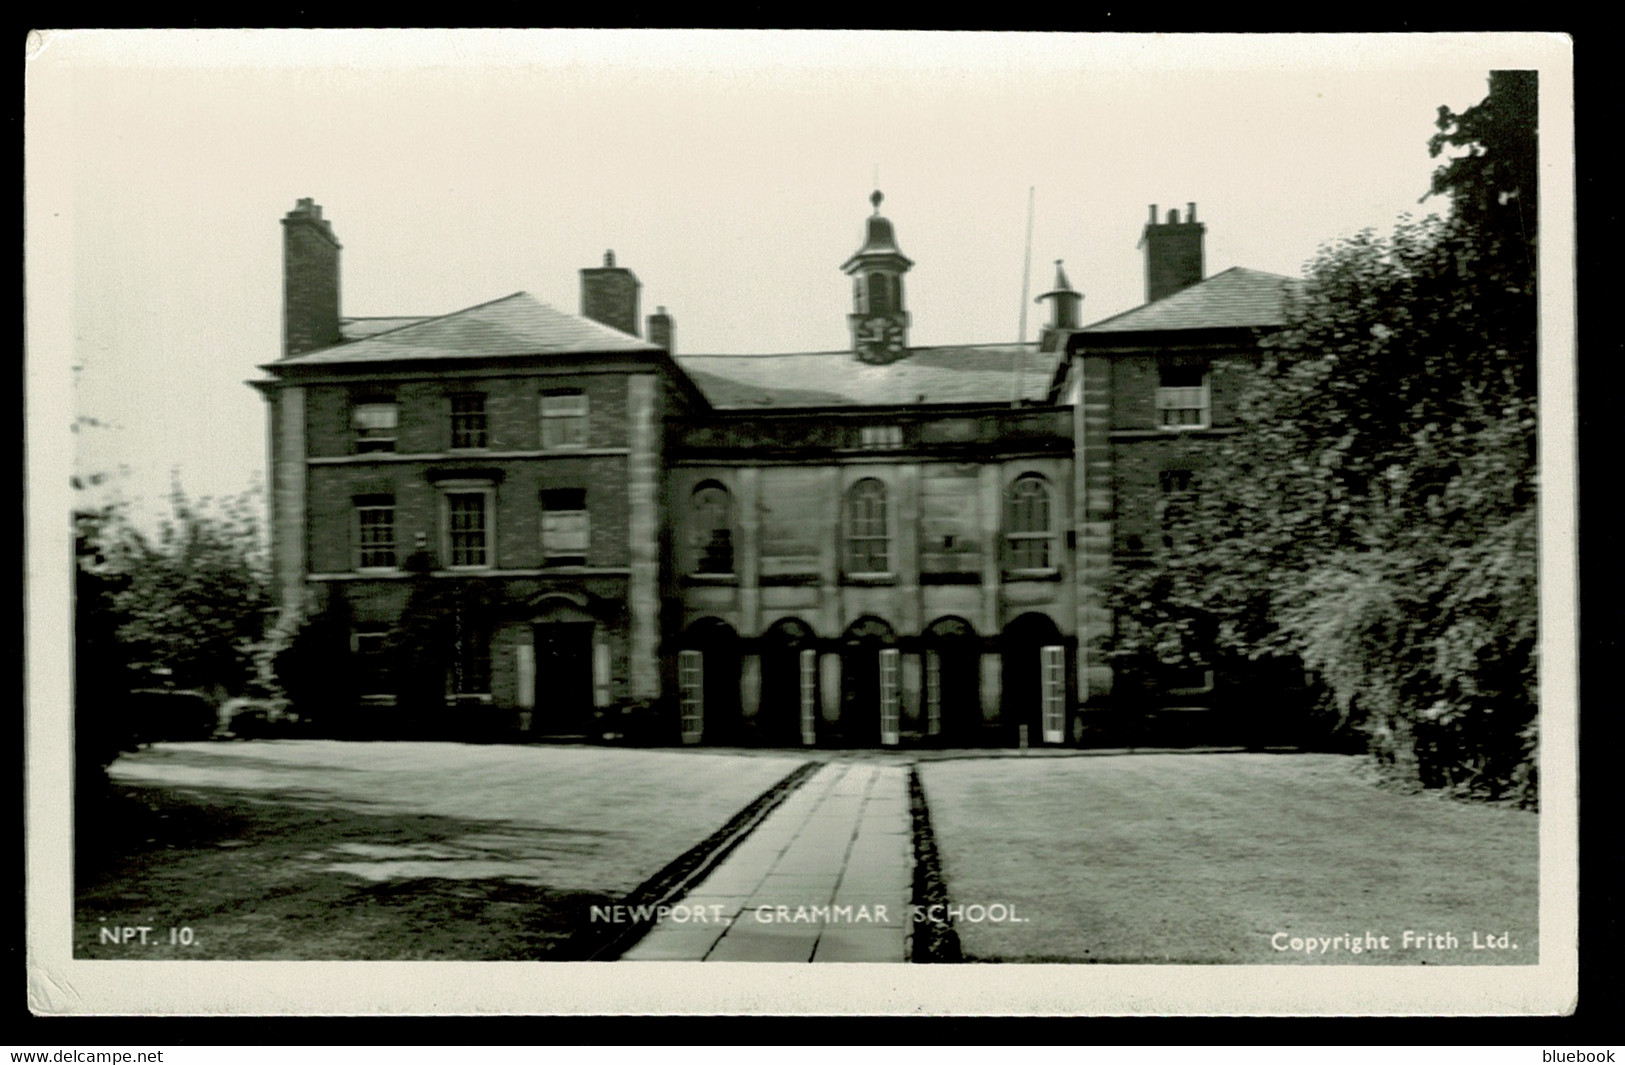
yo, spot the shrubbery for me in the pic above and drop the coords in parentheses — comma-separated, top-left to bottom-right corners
(1107, 72, 1538, 804)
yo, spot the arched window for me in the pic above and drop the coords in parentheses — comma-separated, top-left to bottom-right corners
(693, 481, 733, 574)
(846, 479, 889, 574)
(1007, 476, 1053, 570)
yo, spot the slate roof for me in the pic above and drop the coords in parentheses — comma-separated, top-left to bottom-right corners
(676, 344, 1062, 409)
(277, 292, 659, 367)
(1080, 266, 1298, 335)
(339, 316, 433, 341)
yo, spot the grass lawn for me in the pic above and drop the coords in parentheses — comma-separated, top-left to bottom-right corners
(76, 741, 803, 960)
(919, 752, 1538, 964)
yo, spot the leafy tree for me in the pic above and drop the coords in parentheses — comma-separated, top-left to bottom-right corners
(74, 504, 138, 800)
(1108, 72, 1538, 802)
(107, 478, 272, 699)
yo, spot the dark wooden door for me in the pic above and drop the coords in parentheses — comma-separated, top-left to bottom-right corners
(534, 622, 593, 733)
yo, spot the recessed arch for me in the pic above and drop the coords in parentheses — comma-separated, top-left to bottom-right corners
(922, 616, 982, 744)
(838, 616, 900, 746)
(676, 617, 742, 746)
(760, 616, 819, 747)
(1002, 612, 1068, 746)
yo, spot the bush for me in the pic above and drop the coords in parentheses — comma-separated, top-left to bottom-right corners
(216, 696, 300, 740)
(127, 688, 219, 745)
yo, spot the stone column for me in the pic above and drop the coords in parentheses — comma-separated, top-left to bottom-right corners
(980, 652, 1002, 726)
(898, 462, 922, 634)
(1072, 352, 1115, 702)
(820, 466, 842, 638)
(820, 651, 842, 725)
(627, 375, 661, 700)
(273, 386, 307, 620)
(738, 466, 761, 638)
(979, 464, 1002, 637)
(901, 652, 922, 731)
(740, 653, 761, 722)
(592, 632, 612, 708)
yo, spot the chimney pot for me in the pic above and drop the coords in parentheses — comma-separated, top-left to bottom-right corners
(1149, 204, 1158, 224)
(646, 306, 673, 352)
(581, 252, 641, 337)
(1141, 200, 1206, 303)
(281, 198, 342, 357)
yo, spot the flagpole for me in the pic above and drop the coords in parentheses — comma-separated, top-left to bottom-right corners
(1013, 186, 1035, 407)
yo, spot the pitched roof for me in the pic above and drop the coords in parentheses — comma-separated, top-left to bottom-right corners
(277, 292, 659, 367)
(676, 344, 1062, 409)
(1080, 266, 1298, 335)
(339, 316, 433, 341)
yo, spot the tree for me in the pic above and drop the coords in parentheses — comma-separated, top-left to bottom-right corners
(74, 504, 138, 800)
(107, 478, 272, 699)
(1109, 71, 1539, 802)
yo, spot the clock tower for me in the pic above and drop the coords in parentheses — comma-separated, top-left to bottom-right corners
(842, 190, 913, 364)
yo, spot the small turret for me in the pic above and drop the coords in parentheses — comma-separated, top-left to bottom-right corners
(842, 190, 914, 364)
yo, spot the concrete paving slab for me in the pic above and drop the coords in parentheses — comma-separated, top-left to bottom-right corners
(707, 923, 821, 962)
(619, 760, 914, 962)
(621, 923, 730, 961)
(812, 924, 910, 962)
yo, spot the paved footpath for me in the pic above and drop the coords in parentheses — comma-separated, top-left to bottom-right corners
(621, 762, 914, 962)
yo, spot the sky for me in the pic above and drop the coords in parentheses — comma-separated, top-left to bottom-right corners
(27, 30, 1552, 532)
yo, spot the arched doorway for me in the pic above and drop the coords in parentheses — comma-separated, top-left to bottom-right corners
(677, 618, 742, 745)
(1002, 613, 1068, 746)
(923, 616, 982, 745)
(759, 617, 818, 747)
(839, 616, 899, 747)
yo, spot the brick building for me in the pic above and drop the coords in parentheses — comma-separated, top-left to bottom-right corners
(253, 194, 1294, 746)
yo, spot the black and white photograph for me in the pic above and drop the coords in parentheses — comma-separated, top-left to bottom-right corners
(25, 30, 1575, 1015)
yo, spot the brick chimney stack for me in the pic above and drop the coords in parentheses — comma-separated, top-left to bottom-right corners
(1139, 202, 1205, 304)
(646, 306, 674, 353)
(580, 249, 641, 337)
(281, 198, 342, 358)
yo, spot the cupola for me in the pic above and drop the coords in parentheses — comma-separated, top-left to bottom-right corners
(842, 190, 914, 364)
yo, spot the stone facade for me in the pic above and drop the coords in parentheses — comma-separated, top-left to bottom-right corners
(253, 195, 1293, 747)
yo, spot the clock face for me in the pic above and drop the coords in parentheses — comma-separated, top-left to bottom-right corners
(856, 315, 906, 361)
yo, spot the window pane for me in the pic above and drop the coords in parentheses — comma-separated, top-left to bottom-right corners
(447, 493, 488, 567)
(354, 403, 397, 430)
(451, 620, 490, 696)
(355, 631, 392, 695)
(357, 503, 396, 568)
(450, 394, 488, 450)
(542, 510, 589, 556)
(354, 402, 398, 452)
(693, 484, 733, 573)
(541, 392, 589, 450)
(847, 480, 888, 572)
